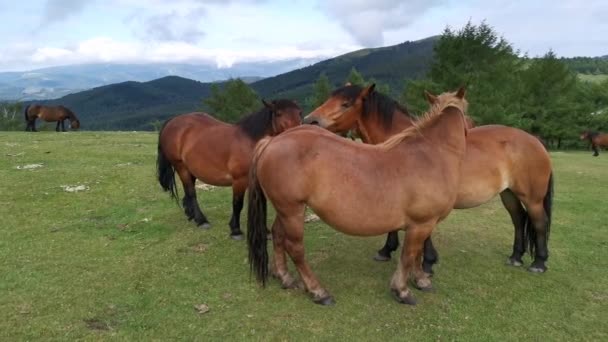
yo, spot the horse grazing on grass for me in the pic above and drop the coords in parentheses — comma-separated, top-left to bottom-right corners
(24, 104, 81, 132)
(247, 88, 469, 306)
(156, 100, 301, 239)
(304, 84, 554, 273)
(580, 130, 608, 156)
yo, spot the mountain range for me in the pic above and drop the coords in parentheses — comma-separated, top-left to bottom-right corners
(0, 59, 321, 101)
(31, 37, 438, 130)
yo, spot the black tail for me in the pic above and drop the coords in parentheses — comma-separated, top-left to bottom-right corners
(24, 104, 30, 121)
(524, 172, 553, 257)
(156, 120, 179, 203)
(247, 148, 269, 286)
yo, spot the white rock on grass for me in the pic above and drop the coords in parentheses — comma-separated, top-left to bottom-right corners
(304, 213, 320, 223)
(16, 163, 43, 170)
(60, 185, 90, 193)
(195, 181, 216, 191)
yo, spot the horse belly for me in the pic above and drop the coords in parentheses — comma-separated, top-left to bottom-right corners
(307, 194, 405, 236)
(454, 167, 507, 209)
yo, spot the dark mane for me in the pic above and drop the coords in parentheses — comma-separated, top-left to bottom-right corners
(236, 99, 298, 140)
(331, 85, 413, 129)
(583, 130, 600, 139)
(59, 105, 78, 121)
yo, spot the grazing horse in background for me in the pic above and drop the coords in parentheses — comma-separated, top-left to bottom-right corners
(304, 84, 554, 273)
(580, 130, 608, 156)
(157, 100, 302, 239)
(24, 104, 81, 132)
(248, 88, 469, 306)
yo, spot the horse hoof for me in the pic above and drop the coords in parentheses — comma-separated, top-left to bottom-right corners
(230, 233, 244, 240)
(506, 258, 523, 267)
(373, 253, 391, 262)
(422, 264, 435, 276)
(313, 296, 335, 306)
(392, 290, 417, 305)
(282, 279, 302, 290)
(528, 266, 546, 273)
(198, 223, 211, 229)
(416, 284, 434, 293)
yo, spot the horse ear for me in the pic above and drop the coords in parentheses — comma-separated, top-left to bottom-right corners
(262, 99, 274, 110)
(360, 83, 376, 99)
(456, 86, 466, 99)
(424, 90, 438, 104)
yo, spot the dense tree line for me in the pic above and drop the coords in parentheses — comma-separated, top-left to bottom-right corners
(401, 21, 608, 148)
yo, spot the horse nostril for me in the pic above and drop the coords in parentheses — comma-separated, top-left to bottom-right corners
(309, 120, 319, 125)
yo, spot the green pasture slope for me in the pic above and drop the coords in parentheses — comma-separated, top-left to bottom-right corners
(1, 132, 606, 340)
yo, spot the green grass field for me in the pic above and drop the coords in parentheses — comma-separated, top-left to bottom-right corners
(1, 132, 607, 341)
(578, 73, 608, 83)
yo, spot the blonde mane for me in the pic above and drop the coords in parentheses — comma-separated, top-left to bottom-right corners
(380, 91, 469, 150)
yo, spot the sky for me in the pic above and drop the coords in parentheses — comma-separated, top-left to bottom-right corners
(0, 0, 606, 72)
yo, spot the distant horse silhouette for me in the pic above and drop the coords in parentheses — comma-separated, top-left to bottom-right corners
(157, 100, 302, 239)
(25, 104, 80, 132)
(580, 130, 608, 156)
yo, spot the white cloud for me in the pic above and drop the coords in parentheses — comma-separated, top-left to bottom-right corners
(320, 0, 446, 46)
(0, 37, 355, 70)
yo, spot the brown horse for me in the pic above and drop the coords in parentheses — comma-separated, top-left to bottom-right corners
(580, 130, 608, 156)
(304, 84, 554, 274)
(247, 88, 469, 305)
(24, 104, 81, 132)
(157, 100, 301, 239)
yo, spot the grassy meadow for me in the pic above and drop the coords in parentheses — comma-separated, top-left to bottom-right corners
(1, 131, 607, 341)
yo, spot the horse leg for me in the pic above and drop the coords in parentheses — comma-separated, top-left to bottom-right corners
(176, 167, 210, 228)
(390, 222, 434, 305)
(421, 237, 439, 276)
(280, 208, 333, 305)
(501, 190, 527, 267)
(592, 144, 599, 156)
(61, 120, 66, 132)
(56, 121, 60, 132)
(374, 231, 399, 261)
(270, 217, 299, 289)
(527, 202, 549, 273)
(228, 179, 246, 239)
(32, 119, 38, 132)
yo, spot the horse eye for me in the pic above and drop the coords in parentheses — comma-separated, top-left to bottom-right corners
(341, 102, 350, 108)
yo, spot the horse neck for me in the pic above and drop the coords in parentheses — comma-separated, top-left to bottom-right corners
(356, 109, 414, 144)
(415, 106, 466, 156)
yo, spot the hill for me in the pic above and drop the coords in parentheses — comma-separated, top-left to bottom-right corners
(0, 59, 319, 101)
(38, 76, 214, 130)
(251, 36, 438, 100)
(25, 37, 438, 130)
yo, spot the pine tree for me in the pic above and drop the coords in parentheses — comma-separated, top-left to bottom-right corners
(203, 79, 260, 122)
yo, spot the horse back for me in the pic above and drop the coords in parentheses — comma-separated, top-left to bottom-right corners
(159, 112, 250, 184)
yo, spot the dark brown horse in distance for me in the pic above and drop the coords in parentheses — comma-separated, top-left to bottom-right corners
(580, 130, 608, 156)
(157, 100, 301, 239)
(25, 104, 81, 132)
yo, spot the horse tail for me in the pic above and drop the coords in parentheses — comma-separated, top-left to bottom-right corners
(24, 104, 31, 121)
(524, 172, 553, 257)
(156, 119, 179, 203)
(247, 137, 273, 286)
(543, 172, 553, 242)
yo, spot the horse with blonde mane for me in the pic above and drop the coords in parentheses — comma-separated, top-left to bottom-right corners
(247, 88, 469, 305)
(304, 84, 554, 274)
